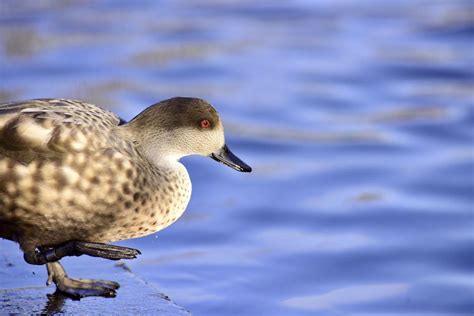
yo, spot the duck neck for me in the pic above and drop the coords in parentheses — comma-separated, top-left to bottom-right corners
(117, 124, 185, 171)
(142, 145, 184, 171)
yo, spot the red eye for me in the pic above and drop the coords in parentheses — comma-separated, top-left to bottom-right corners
(201, 119, 210, 128)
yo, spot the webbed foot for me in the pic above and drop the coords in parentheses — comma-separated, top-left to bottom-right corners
(46, 261, 119, 298)
(68, 241, 141, 260)
(25, 240, 141, 264)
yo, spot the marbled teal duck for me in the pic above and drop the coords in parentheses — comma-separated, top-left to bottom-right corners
(0, 97, 251, 298)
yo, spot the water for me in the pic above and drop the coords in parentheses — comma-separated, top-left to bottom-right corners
(1, 0, 473, 315)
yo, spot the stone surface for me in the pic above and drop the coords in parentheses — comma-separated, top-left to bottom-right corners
(0, 240, 190, 315)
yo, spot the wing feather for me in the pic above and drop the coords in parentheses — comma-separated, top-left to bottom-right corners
(0, 99, 121, 162)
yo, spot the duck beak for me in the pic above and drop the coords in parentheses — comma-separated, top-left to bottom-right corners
(210, 144, 252, 173)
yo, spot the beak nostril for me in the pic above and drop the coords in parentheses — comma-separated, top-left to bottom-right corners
(210, 144, 252, 173)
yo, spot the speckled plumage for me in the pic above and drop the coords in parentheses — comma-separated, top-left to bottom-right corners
(0, 98, 197, 253)
(0, 97, 251, 298)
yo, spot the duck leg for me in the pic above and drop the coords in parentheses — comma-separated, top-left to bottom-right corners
(46, 261, 119, 298)
(24, 240, 141, 265)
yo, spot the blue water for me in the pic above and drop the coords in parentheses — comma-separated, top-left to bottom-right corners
(1, 1, 473, 315)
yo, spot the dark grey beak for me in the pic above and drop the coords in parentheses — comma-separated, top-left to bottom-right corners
(210, 144, 252, 173)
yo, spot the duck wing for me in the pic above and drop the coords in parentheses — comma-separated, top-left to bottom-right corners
(0, 98, 121, 163)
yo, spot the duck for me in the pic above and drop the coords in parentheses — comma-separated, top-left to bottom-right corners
(0, 97, 251, 298)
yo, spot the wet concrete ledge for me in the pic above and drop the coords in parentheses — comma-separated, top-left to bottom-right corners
(0, 240, 190, 315)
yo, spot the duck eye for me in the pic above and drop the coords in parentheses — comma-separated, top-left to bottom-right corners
(200, 119, 210, 128)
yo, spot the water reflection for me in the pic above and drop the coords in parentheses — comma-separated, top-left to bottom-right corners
(282, 283, 409, 311)
(42, 292, 68, 315)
